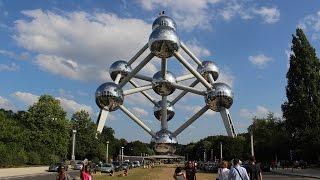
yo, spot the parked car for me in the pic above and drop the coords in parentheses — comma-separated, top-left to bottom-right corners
(96, 163, 115, 173)
(74, 161, 83, 170)
(121, 162, 129, 170)
(49, 162, 68, 172)
(112, 161, 122, 172)
(259, 162, 271, 172)
(133, 161, 141, 167)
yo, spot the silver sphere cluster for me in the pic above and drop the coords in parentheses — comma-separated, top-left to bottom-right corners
(205, 83, 233, 112)
(149, 16, 180, 58)
(95, 82, 124, 111)
(95, 13, 237, 155)
(152, 71, 177, 96)
(154, 100, 175, 121)
(151, 129, 177, 155)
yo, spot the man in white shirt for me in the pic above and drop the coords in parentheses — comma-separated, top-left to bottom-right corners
(228, 158, 249, 180)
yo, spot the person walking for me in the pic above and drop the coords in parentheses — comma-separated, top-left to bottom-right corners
(216, 160, 230, 180)
(247, 156, 263, 180)
(173, 166, 186, 180)
(184, 161, 196, 180)
(228, 158, 249, 180)
(81, 164, 93, 180)
(56, 164, 72, 180)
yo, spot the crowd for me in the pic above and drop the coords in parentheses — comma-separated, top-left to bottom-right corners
(173, 156, 263, 180)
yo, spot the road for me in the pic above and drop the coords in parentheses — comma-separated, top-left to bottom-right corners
(3, 171, 319, 180)
(3, 170, 80, 180)
(263, 172, 318, 180)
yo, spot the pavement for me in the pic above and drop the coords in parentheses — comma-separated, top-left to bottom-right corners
(0, 166, 49, 178)
(0, 166, 320, 179)
(271, 168, 320, 179)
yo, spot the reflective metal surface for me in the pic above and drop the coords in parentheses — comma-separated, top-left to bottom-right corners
(154, 100, 175, 121)
(149, 26, 180, 58)
(109, 60, 132, 81)
(152, 15, 177, 31)
(197, 61, 220, 81)
(152, 71, 177, 96)
(151, 129, 177, 155)
(205, 82, 233, 112)
(95, 82, 124, 111)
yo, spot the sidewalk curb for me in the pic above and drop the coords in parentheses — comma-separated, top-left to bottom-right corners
(0, 173, 49, 179)
(271, 170, 320, 179)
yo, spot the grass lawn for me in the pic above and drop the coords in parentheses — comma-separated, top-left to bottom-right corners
(91, 164, 216, 180)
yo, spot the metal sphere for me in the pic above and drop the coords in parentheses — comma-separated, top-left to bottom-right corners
(148, 26, 180, 58)
(197, 61, 220, 82)
(152, 71, 177, 96)
(95, 82, 124, 111)
(205, 83, 233, 112)
(153, 100, 175, 121)
(109, 60, 132, 82)
(152, 15, 177, 31)
(151, 129, 177, 155)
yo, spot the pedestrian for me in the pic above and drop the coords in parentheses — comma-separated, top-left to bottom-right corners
(173, 166, 186, 180)
(184, 161, 197, 180)
(228, 158, 249, 180)
(81, 164, 93, 180)
(56, 164, 72, 180)
(247, 156, 262, 180)
(216, 160, 230, 180)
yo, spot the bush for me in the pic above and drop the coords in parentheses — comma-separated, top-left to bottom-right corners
(27, 152, 41, 165)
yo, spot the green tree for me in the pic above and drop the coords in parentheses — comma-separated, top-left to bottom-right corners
(71, 110, 101, 160)
(281, 28, 320, 161)
(25, 95, 70, 164)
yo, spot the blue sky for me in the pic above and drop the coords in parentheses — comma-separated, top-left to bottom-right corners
(1, 0, 320, 144)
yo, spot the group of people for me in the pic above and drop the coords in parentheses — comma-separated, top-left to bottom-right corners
(173, 156, 262, 180)
(217, 156, 263, 180)
(173, 161, 197, 180)
(56, 163, 93, 180)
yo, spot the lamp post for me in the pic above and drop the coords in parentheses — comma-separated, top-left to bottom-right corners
(121, 147, 124, 163)
(251, 130, 254, 156)
(106, 141, 109, 163)
(220, 142, 222, 162)
(211, 149, 213, 162)
(71, 129, 77, 161)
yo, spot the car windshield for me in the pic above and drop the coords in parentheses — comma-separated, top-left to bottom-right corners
(54, 163, 61, 166)
(77, 162, 82, 164)
(112, 162, 120, 166)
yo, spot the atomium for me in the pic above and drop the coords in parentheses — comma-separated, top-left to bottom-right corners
(205, 82, 233, 112)
(152, 71, 177, 96)
(109, 60, 132, 81)
(154, 100, 175, 121)
(95, 82, 123, 111)
(197, 61, 220, 82)
(95, 13, 237, 155)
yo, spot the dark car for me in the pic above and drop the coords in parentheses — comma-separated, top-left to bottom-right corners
(48, 162, 68, 172)
(112, 161, 122, 172)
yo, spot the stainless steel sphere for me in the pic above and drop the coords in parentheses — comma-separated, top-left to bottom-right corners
(152, 15, 177, 31)
(154, 100, 175, 121)
(205, 83, 233, 112)
(151, 129, 177, 155)
(148, 26, 180, 58)
(152, 71, 177, 96)
(109, 60, 132, 82)
(197, 61, 220, 82)
(95, 82, 124, 111)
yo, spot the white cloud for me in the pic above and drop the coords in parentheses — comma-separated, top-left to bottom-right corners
(11, 91, 39, 105)
(0, 96, 15, 110)
(58, 88, 75, 99)
(298, 11, 320, 40)
(129, 107, 149, 117)
(239, 105, 270, 119)
(0, 63, 19, 72)
(248, 54, 272, 68)
(11, 91, 93, 116)
(0, 50, 30, 60)
(14, 9, 151, 81)
(253, 7, 280, 24)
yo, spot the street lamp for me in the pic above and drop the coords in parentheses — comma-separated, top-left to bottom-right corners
(251, 130, 254, 156)
(106, 141, 109, 163)
(71, 129, 77, 161)
(220, 142, 222, 162)
(121, 147, 124, 163)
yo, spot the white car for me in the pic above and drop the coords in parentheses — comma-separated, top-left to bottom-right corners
(97, 163, 115, 173)
(74, 162, 83, 170)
